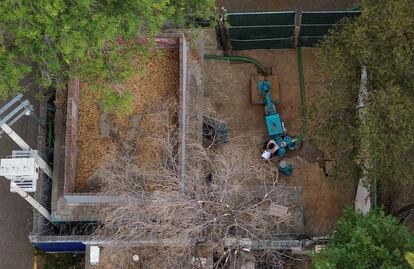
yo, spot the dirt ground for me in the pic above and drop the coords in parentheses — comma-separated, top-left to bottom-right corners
(217, 0, 355, 12)
(76, 49, 179, 192)
(77, 89, 117, 192)
(203, 47, 355, 236)
(210, 0, 364, 242)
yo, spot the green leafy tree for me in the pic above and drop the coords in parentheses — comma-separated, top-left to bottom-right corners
(0, 0, 215, 112)
(313, 208, 414, 269)
(312, 0, 414, 200)
(405, 252, 414, 268)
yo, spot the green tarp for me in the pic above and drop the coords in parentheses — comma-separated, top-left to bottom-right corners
(227, 11, 295, 50)
(230, 39, 294, 50)
(225, 10, 361, 50)
(299, 11, 360, 47)
(301, 11, 360, 24)
(228, 12, 295, 26)
(229, 26, 294, 40)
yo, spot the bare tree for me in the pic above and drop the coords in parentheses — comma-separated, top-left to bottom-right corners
(94, 99, 298, 268)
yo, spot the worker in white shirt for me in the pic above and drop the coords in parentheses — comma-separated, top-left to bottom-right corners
(261, 139, 279, 160)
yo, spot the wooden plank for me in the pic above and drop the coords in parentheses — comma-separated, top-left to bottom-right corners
(268, 203, 289, 217)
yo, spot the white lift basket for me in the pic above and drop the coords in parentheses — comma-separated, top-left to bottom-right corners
(0, 150, 41, 193)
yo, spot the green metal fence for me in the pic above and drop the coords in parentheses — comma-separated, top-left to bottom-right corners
(227, 11, 296, 50)
(224, 10, 360, 50)
(299, 11, 360, 47)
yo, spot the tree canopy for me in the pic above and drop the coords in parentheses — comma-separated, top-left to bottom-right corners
(312, 208, 414, 269)
(312, 0, 414, 201)
(0, 0, 214, 111)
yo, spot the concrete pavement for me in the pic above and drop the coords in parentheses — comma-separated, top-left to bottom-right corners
(0, 91, 40, 269)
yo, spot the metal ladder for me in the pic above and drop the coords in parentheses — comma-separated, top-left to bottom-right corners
(0, 93, 39, 136)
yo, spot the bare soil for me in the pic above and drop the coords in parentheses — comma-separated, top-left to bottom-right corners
(203, 48, 355, 236)
(77, 90, 117, 192)
(76, 49, 179, 192)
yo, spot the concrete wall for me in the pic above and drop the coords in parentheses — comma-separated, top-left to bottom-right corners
(64, 77, 80, 193)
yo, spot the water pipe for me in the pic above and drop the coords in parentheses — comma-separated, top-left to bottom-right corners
(204, 54, 268, 75)
(294, 47, 308, 143)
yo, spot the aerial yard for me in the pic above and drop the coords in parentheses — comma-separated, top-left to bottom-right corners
(5, 0, 414, 268)
(204, 44, 355, 236)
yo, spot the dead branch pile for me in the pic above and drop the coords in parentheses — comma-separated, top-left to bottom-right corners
(94, 111, 297, 268)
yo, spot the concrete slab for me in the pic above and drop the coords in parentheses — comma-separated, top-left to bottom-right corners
(0, 88, 39, 268)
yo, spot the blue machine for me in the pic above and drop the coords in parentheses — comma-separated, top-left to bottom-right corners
(258, 80, 284, 137)
(258, 80, 296, 175)
(258, 80, 296, 153)
(279, 161, 293, 176)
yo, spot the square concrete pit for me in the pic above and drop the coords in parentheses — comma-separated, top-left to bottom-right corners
(203, 48, 355, 236)
(49, 32, 202, 221)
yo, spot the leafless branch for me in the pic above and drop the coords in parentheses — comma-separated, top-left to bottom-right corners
(93, 101, 296, 268)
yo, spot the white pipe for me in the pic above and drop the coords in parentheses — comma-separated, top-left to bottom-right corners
(11, 182, 51, 221)
(0, 123, 53, 179)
